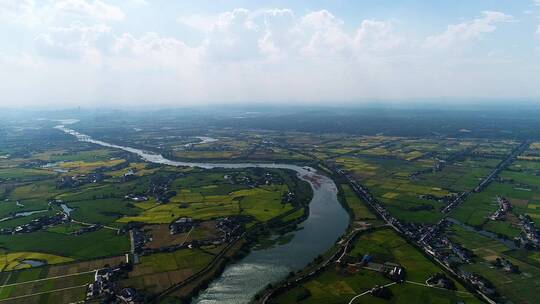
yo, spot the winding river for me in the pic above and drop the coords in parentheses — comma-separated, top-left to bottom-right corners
(56, 124, 349, 304)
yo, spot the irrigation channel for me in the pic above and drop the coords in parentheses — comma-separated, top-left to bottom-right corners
(56, 123, 349, 304)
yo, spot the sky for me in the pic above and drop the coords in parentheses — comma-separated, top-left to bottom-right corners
(0, 0, 540, 108)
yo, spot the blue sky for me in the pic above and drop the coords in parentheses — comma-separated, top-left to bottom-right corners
(0, 0, 539, 107)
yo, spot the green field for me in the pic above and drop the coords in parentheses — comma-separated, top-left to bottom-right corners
(340, 184, 378, 222)
(332, 145, 505, 224)
(119, 248, 214, 294)
(0, 251, 73, 271)
(0, 229, 129, 260)
(449, 225, 540, 304)
(118, 185, 293, 223)
(272, 228, 480, 304)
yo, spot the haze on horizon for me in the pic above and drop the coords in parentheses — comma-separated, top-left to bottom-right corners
(1, 0, 540, 108)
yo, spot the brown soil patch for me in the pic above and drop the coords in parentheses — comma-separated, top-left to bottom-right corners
(509, 198, 529, 207)
(46, 256, 125, 277)
(143, 222, 217, 249)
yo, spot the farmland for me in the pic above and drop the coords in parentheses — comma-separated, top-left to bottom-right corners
(0, 255, 125, 303)
(0, 118, 314, 303)
(271, 228, 481, 304)
(448, 225, 540, 304)
(321, 137, 516, 224)
(118, 249, 214, 294)
(2, 109, 540, 304)
(261, 131, 540, 304)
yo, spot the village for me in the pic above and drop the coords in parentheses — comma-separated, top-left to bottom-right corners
(337, 168, 505, 302)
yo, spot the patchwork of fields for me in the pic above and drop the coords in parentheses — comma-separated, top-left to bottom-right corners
(2, 117, 540, 304)
(272, 229, 481, 304)
(270, 135, 540, 304)
(0, 123, 313, 303)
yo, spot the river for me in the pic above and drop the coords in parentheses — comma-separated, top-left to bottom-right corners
(56, 124, 349, 304)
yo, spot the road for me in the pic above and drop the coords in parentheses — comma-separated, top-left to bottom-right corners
(71, 219, 119, 232)
(405, 280, 472, 295)
(181, 226, 194, 246)
(335, 142, 531, 304)
(442, 141, 529, 214)
(348, 282, 397, 304)
(347, 280, 474, 304)
(325, 142, 530, 304)
(336, 228, 364, 263)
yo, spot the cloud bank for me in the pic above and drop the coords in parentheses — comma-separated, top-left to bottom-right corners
(0, 1, 539, 107)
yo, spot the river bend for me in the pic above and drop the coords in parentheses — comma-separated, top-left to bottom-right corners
(56, 125, 349, 304)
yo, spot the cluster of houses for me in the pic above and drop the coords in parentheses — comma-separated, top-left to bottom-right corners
(422, 226, 473, 266)
(73, 224, 103, 235)
(122, 169, 137, 181)
(413, 216, 499, 297)
(489, 196, 512, 221)
(383, 262, 406, 282)
(516, 214, 540, 248)
(216, 216, 245, 242)
(335, 168, 501, 301)
(22, 159, 52, 168)
(136, 216, 246, 256)
(124, 194, 149, 202)
(492, 257, 519, 273)
(169, 217, 194, 235)
(433, 158, 447, 172)
(460, 272, 497, 298)
(281, 191, 296, 204)
(446, 238, 473, 264)
(339, 254, 406, 283)
(128, 227, 150, 254)
(56, 173, 105, 189)
(224, 171, 284, 188)
(0, 199, 77, 235)
(147, 174, 179, 203)
(10, 212, 69, 234)
(181, 142, 227, 152)
(426, 273, 456, 289)
(417, 193, 454, 204)
(410, 157, 449, 179)
(86, 265, 141, 303)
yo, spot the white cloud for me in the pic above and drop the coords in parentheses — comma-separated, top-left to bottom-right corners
(178, 14, 217, 32)
(301, 9, 344, 30)
(34, 23, 113, 61)
(193, 8, 401, 61)
(1, 7, 538, 107)
(202, 8, 263, 61)
(112, 32, 200, 68)
(54, 0, 125, 21)
(425, 11, 513, 48)
(0, 0, 124, 27)
(130, 0, 148, 5)
(299, 10, 351, 57)
(535, 0, 540, 6)
(0, 0, 38, 25)
(0, 0, 33, 16)
(258, 9, 300, 59)
(353, 20, 402, 53)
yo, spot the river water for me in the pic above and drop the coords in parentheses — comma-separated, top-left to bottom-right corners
(56, 124, 349, 304)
